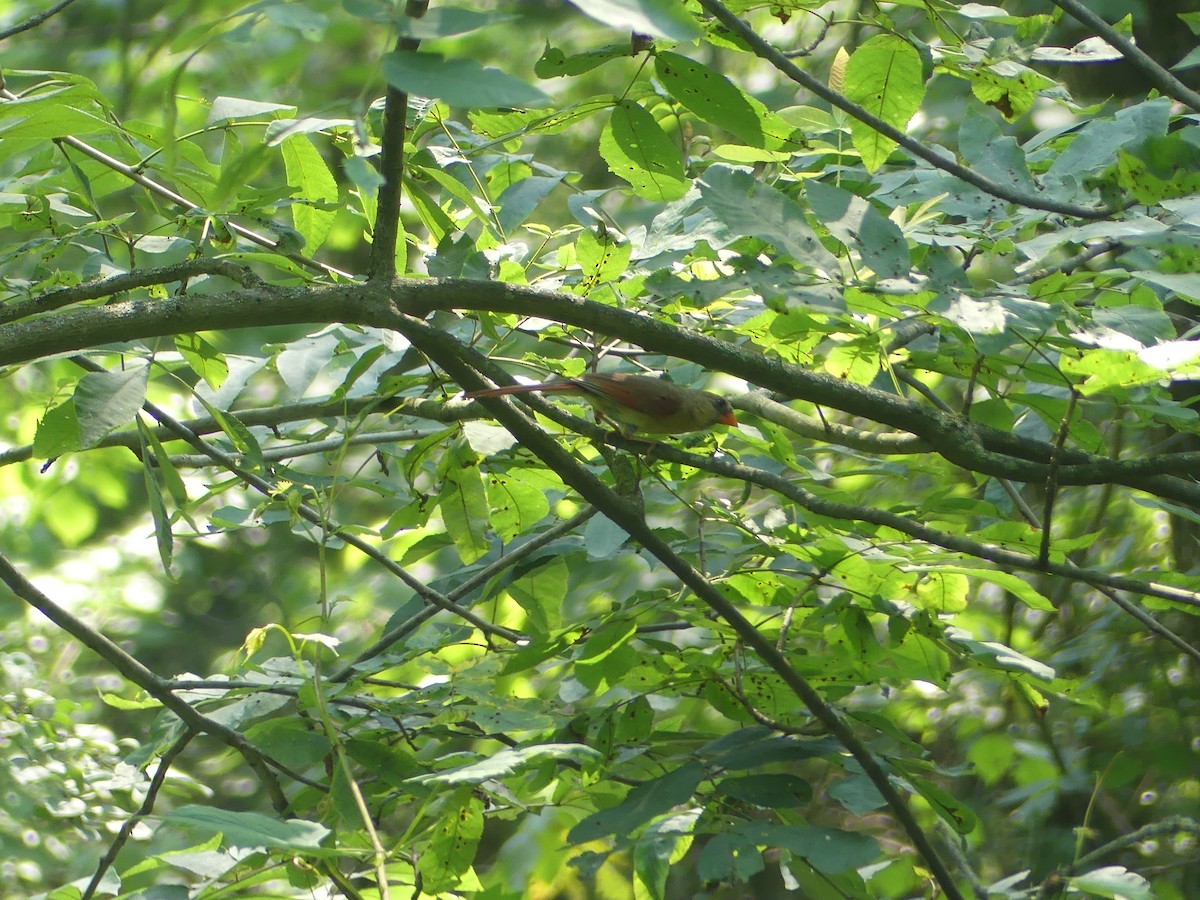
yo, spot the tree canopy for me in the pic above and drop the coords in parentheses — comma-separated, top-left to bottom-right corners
(2, 1, 1199, 898)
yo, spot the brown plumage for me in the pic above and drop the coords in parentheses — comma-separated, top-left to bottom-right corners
(466, 372, 737, 435)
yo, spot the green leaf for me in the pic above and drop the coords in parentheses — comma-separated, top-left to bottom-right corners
(138, 420, 183, 574)
(281, 135, 338, 253)
(164, 805, 330, 852)
(698, 830, 764, 884)
(383, 50, 550, 109)
(828, 774, 886, 814)
(565, 0, 702, 42)
(697, 164, 840, 271)
(437, 446, 490, 564)
(419, 791, 484, 893)
(824, 334, 883, 384)
(243, 720, 333, 771)
(175, 333, 229, 390)
(394, 8, 519, 40)
(655, 51, 789, 150)
(33, 400, 81, 458)
(191, 394, 265, 473)
(74, 366, 149, 448)
(844, 35, 926, 171)
(968, 64, 1051, 122)
(569, 762, 705, 843)
(926, 566, 1054, 612)
(410, 743, 602, 784)
(575, 227, 632, 293)
(945, 628, 1056, 681)
(536, 43, 633, 79)
(206, 96, 294, 125)
(805, 181, 911, 279)
(0, 83, 116, 146)
(599, 98, 688, 201)
(1061, 348, 1164, 396)
(717, 774, 812, 808)
(634, 811, 700, 900)
(503, 555, 567, 632)
(277, 332, 340, 399)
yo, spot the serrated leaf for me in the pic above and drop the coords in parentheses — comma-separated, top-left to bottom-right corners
(655, 51, 788, 149)
(576, 227, 632, 293)
(33, 400, 81, 458)
(504, 556, 567, 633)
(410, 743, 602, 785)
(281, 135, 338, 253)
(536, 43, 632, 79)
(806, 180, 910, 279)
(74, 366, 149, 448)
(139, 421, 177, 574)
(191, 394, 265, 472)
(1067, 865, 1152, 900)
(697, 164, 840, 271)
(569, 762, 704, 842)
(419, 791, 484, 893)
(437, 447, 490, 564)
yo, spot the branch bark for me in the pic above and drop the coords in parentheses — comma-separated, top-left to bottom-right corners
(2, 277, 1198, 507)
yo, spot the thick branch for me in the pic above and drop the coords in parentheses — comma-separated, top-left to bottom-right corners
(1, 278, 1198, 508)
(0, 259, 263, 326)
(388, 311, 967, 900)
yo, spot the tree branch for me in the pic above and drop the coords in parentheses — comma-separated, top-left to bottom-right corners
(0, 552, 294, 812)
(368, 0, 429, 280)
(696, 0, 1111, 220)
(388, 310, 968, 900)
(0, 0, 82, 42)
(72, 355, 523, 644)
(82, 730, 196, 900)
(2, 278, 1198, 508)
(1048, 0, 1200, 113)
(0, 258, 264, 326)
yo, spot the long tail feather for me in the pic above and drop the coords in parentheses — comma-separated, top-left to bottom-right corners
(466, 381, 575, 398)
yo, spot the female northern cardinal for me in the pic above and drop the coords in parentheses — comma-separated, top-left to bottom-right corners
(466, 372, 737, 435)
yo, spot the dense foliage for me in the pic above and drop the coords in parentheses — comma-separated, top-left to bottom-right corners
(1, 1, 1199, 898)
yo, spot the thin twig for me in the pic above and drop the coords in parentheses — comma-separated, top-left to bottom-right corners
(387, 311, 969, 900)
(0, 552, 294, 811)
(0, 0, 82, 41)
(69, 356, 522, 643)
(696, 0, 1111, 220)
(369, 0, 430, 280)
(1048, 0, 1200, 113)
(82, 730, 197, 900)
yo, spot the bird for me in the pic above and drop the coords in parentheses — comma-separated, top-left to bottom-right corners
(466, 372, 737, 435)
